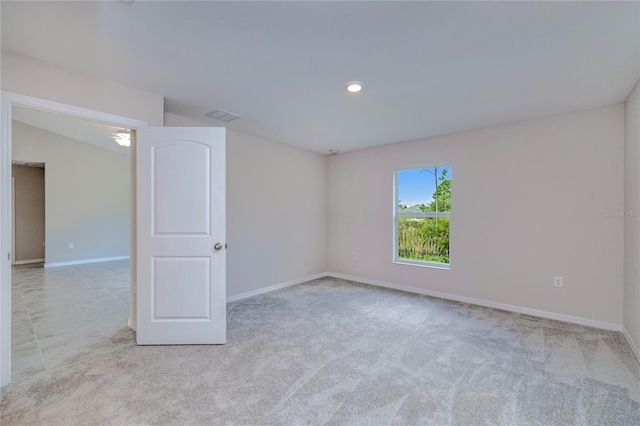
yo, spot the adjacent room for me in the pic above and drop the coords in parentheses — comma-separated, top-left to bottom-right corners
(10, 107, 133, 381)
(1, 1, 639, 425)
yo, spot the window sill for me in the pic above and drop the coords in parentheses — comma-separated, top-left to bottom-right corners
(394, 259, 450, 270)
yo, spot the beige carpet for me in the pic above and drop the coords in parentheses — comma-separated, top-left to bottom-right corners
(1, 277, 639, 425)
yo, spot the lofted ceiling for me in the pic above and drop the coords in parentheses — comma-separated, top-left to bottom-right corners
(1, 1, 638, 154)
(13, 106, 130, 156)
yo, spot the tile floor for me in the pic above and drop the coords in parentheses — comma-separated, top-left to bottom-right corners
(11, 260, 130, 382)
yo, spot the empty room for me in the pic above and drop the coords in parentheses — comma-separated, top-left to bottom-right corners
(1, 1, 639, 425)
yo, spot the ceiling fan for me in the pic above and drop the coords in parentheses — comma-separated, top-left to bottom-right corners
(111, 129, 131, 147)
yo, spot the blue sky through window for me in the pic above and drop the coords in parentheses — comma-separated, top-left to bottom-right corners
(398, 166, 451, 207)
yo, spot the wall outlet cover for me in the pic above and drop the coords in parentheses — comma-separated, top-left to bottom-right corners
(553, 276, 563, 288)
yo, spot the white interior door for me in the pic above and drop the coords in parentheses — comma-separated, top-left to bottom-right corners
(136, 127, 226, 345)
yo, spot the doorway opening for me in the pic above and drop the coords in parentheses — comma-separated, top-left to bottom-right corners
(0, 91, 147, 386)
(12, 162, 45, 267)
(11, 106, 133, 381)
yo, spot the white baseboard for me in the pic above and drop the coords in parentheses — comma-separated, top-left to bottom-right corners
(622, 328, 640, 362)
(226, 272, 327, 303)
(13, 258, 44, 265)
(128, 318, 137, 332)
(45, 256, 130, 268)
(326, 272, 624, 332)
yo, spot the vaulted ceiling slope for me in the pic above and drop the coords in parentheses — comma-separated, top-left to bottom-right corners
(2, 1, 638, 153)
(12, 107, 129, 156)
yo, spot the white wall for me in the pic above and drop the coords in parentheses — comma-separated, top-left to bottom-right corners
(12, 121, 130, 264)
(1, 50, 164, 126)
(624, 78, 640, 354)
(328, 104, 625, 326)
(165, 113, 328, 298)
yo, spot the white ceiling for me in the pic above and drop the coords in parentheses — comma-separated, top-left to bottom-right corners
(13, 106, 129, 156)
(2, 1, 638, 154)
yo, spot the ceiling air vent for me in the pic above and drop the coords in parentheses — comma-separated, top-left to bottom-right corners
(206, 109, 241, 122)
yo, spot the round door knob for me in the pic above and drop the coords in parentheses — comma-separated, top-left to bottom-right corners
(214, 243, 223, 251)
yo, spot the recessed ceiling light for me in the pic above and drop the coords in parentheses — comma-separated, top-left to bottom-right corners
(345, 81, 363, 93)
(329, 149, 340, 155)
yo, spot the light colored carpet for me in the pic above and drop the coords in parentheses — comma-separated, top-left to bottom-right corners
(1, 277, 639, 425)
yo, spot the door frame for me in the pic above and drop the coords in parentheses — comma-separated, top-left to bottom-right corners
(11, 177, 15, 266)
(0, 91, 147, 387)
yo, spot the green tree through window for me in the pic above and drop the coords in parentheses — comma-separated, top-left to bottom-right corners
(396, 165, 451, 266)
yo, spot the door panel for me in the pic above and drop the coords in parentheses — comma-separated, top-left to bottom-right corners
(136, 127, 226, 345)
(153, 257, 210, 320)
(153, 142, 210, 235)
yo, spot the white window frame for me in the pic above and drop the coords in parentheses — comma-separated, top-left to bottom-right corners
(393, 165, 451, 270)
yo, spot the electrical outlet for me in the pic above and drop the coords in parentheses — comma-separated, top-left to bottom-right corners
(68, 243, 74, 249)
(351, 252, 357, 261)
(553, 276, 563, 288)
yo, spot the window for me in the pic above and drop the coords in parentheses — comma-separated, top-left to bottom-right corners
(394, 165, 451, 268)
